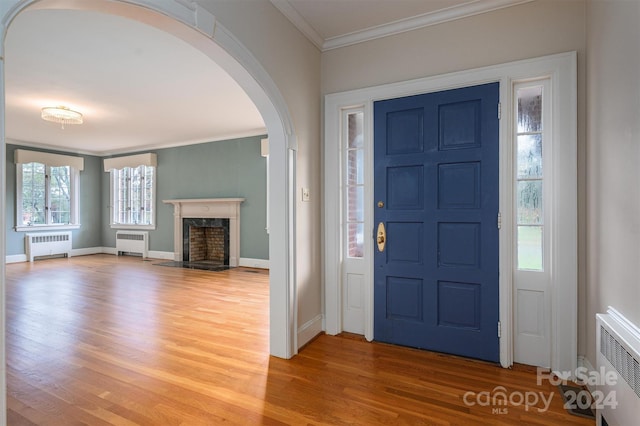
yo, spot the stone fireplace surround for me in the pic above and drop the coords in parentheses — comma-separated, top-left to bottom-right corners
(163, 198, 244, 267)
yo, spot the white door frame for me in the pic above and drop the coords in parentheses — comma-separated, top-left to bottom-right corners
(0, 0, 298, 416)
(324, 52, 577, 372)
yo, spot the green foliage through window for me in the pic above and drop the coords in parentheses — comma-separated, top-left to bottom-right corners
(20, 162, 72, 226)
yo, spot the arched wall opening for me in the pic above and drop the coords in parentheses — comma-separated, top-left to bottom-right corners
(0, 1, 296, 413)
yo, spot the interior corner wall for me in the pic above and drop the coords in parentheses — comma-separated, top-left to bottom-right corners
(101, 136, 269, 261)
(5, 142, 102, 256)
(195, 0, 323, 339)
(585, 0, 640, 365)
(321, 0, 588, 355)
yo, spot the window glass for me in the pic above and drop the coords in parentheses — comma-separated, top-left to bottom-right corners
(19, 162, 76, 227)
(517, 226, 543, 270)
(21, 162, 46, 225)
(516, 85, 544, 271)
(345, 111, 364, 258)
(112, 165, 155, 226)
(49, 166, 71, 224)
(517, 86, 542, 133)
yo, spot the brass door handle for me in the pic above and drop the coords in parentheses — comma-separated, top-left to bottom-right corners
(377, 222, 386, 252)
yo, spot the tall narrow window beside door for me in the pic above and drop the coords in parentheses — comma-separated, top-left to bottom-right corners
(344, 110, 364, 258)
(515, 84, 546, 271)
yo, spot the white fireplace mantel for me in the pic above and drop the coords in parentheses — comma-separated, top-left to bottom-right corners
(163, 198, 244, 266)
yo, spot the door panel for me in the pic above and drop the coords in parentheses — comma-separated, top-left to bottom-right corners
(374, 83, 500, 362)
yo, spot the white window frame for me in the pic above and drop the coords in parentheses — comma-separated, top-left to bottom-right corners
(109, 165, 156, 230)
(512, 79, 553, 368)
(15, 150, 82, 232)
(324, 52, 577, 374)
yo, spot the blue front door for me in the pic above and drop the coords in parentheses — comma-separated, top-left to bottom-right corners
(373, 83, 500, 362)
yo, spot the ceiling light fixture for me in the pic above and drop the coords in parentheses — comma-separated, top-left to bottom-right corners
(41, 106, 83, 129)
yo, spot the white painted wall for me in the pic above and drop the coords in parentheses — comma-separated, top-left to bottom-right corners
(586, 0, 640, 366)
(321, 0, 588, 357)
(196, 0, 323, 345)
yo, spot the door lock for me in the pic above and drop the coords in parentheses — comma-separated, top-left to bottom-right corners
(376, 222, 386, 252)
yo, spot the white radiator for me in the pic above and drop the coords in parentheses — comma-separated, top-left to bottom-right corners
(25, 231, 72, 262)
(596, 307, 640, 426)
(116, 231, 148, 258)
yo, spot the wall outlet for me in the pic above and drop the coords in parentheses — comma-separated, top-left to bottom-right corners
(302, 187, 310, 202)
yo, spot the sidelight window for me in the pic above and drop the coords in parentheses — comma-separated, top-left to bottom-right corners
(515, 83, 547, 271)
(344, 110, 364, 258)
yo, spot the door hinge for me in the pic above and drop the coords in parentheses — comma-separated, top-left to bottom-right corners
(497, 102, 502, 120)
(497, 212, 502, 230)
(498, 321, 502, 338)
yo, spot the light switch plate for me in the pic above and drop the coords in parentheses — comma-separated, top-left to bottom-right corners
(302, 187, 310, 202)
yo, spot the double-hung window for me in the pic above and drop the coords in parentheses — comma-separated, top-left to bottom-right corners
(15, 149, 83, 231)
(104, 153, 157, 229)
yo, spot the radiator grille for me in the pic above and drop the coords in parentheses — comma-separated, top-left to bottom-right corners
(600, 326, 640, 398)
(117, 233, 145, 241)
(31, 234, 70, 244)
(115, 231, 148, 258)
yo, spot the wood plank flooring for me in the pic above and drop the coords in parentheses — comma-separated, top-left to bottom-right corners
(6, 254, 593, 425)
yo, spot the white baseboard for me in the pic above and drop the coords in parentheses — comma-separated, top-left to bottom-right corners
(577, 355, 596, 391)
(297, 314, 323, 349)
(148, 250, 175, 260)
(6, 254, 27, 264)
(7, 249, 262, 265)
(7, 247, 107, 263)
(71, 247, 104, 257)
(239, 257, 270, 269)
(104, 247, 173, 260)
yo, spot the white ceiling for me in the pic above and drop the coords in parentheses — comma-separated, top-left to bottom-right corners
(4, 1, 530, 156)
(4, 8, 266, 156)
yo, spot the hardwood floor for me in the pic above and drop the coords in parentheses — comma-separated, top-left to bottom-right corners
(6, 254, 593, 425)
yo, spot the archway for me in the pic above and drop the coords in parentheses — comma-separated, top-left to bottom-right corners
(0, 0, 296, 415)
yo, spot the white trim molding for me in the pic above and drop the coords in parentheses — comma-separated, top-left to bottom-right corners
(273, 0, 534, 52)
(297, 313, 323, 348)
(607, 306, 640, 341)
(103, 153, 156, 171)
(71, 247, 104, 257)
(148, 250, 175, 260)
(324, 51, 577, 372)
(6, 254, 27, 264)
(270, 0, 324, 50)
(240, 258, 270, 269)
(163, 198, 244, 267)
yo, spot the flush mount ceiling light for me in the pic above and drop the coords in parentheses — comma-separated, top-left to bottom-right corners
(41, 106, 83, 129)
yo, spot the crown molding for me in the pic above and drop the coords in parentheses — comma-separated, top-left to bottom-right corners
(270, 0, 324, 51)
(273, 0, 533, 52)
(6, 128, 268, 157)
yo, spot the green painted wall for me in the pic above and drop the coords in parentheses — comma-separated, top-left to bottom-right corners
(5, 143, 102, 255)
(6, 136, 269, 261)
(101, 135, 269, 260)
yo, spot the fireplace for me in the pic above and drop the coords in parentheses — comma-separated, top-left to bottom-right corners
(163, 198, 244, 267)
(183, 218, 229, 264)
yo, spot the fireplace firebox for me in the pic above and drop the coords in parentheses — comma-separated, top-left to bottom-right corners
(183, 218, 230, 265)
